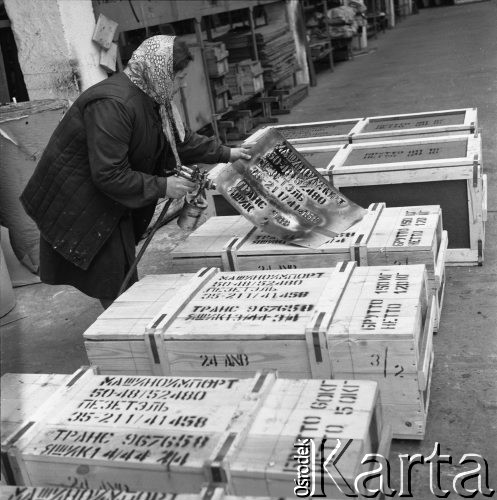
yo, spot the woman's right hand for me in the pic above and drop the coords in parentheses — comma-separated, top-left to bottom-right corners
(166, 176, 198, 199)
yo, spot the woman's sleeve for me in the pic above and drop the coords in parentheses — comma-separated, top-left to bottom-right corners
(177, 125, 231, 165)
(84, 99, 168, 209)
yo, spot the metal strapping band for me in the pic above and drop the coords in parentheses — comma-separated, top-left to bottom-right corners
(312, 312, 326, 363)
(5, 421, 35, 447)
(151, 313, 167, 330)
(252, 373, 268, 393)
(211, 432, 237, 483)
(66, 367, 88, 387)
(225, 238, 239, 271)
(369, 409, 380, 453)
(148, 334, 161, 364)
(473, 154, 479, 188)
(354, 234, 364, 265)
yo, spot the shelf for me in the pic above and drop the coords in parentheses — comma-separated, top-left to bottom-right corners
(93, 0, 279, 32)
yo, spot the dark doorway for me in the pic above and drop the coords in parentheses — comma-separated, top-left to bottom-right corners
(0, 0, 29, 104)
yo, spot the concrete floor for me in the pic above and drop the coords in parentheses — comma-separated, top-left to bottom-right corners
(1, 4, 497, 498)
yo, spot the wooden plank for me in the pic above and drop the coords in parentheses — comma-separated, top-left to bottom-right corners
(92, 13, 118, 49)
(99, 43, 118, 73)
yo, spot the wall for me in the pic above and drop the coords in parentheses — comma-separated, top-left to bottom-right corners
(4, 0, 106, 100)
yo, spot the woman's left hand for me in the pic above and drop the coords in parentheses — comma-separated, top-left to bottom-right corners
(229, 143, 255, 162)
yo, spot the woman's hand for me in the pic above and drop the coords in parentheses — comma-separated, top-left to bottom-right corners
(166, 176, 198, 199)
(229, 143, 256, 162)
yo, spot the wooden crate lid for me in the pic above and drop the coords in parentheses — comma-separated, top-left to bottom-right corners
(5, 370, 273, 475)
(354, 108, 477, 136)
(331, 133, 481, 174)
(227, 378, 379, 486)
(329, 265, 427, 341)
(83, 274, 188, 341)
(270, 119, 362, 141)
(159, 268, 337, 341)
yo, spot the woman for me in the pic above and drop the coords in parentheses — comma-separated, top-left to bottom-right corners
(20, 35, 251, 307)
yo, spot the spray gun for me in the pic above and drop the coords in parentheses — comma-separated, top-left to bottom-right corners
(118, 164, 215, 296)
(175, 164, 216, 230)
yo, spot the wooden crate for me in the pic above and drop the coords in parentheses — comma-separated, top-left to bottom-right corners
(351, 108, 478, 143)
(256, 118, 362, 147)
(1, 374, 69, 445)
(238, 60, 264, 94)
(1, 370, 388, 497)
(205, 42, 230, 77)
(329, 133, 486, 265)
(84, 264, 434, 439)
(0, 486, 316, 500)
(171, 203, 447, 330)
(82, 274, 191, 375)
(207, 58, 229, 78)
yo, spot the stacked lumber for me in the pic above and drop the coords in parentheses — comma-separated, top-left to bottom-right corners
(83, 263, 435, 439)
(205, 42, 229, 77)
(218, 24, 298, 86)
(1, 368, 388, 496)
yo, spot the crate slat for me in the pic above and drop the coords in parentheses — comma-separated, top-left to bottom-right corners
(350, 108, 477, 143)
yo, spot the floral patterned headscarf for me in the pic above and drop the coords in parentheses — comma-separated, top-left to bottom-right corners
(124, 35, 186, 166)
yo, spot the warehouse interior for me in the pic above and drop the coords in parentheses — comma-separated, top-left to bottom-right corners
(1, 0, 496, 498)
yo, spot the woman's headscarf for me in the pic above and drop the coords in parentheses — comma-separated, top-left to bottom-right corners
(124, 35, 186, 167)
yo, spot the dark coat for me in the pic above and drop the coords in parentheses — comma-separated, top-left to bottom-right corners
(21, 73, 230, 299)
